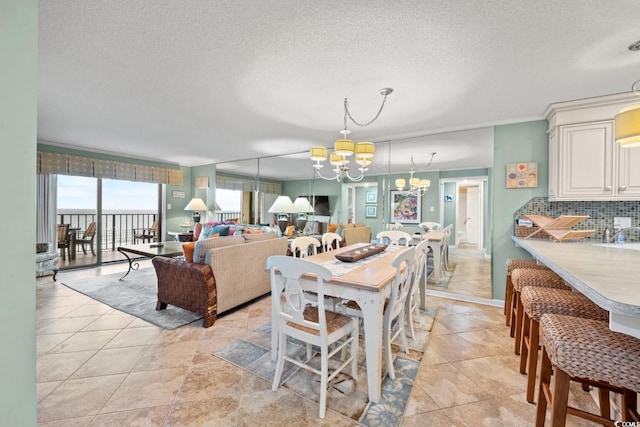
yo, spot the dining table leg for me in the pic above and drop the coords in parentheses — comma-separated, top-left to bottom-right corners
(358, 293, 386, 403)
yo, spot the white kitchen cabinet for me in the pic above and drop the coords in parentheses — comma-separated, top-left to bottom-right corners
(545, 92, 640, 201)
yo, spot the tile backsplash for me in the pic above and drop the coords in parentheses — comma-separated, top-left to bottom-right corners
(514, 197, 640, 242)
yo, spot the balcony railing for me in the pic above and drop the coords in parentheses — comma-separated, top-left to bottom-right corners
(57, 209, 243, 253)
(58, 210, 157, 252)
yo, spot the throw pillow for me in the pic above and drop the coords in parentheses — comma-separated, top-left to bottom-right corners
(285, 225, 295, 237)
(207, 233, 220, 239)
(182, 242, 195, 263)
(328, 223, 338, 233)
(245, 228, 263, 234)
(199, 224, 231, 240)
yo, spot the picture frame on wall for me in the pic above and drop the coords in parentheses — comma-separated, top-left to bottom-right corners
(390, 191, 421, 223)
(366, 191, 377, 203)
(506, 162, 538, 188)
(365, 205, 377, 218)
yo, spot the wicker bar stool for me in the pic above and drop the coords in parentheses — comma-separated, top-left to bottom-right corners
(510, 268, 569, 355)
(505, 259, 549, 326)
(536, 314, 640, 427)
(520, 287, 609, 403)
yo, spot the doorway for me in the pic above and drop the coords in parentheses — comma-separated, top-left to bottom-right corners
(427, 175, 491, 302)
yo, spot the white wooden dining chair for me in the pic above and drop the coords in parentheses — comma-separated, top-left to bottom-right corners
(406, 239, 429, 339)
(376, 230, 412, 247)
(338, 246, 415, 379)
(291, 236, 321, 258)
(267, 256, 359, 419)
(419, 221, 441, 231)
(441, 224, 453, 271)
(321, 232, 342, 252)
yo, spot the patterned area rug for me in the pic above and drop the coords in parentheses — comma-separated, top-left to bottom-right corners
(213, 306, 437, 426)
(61, 267, 202, 329)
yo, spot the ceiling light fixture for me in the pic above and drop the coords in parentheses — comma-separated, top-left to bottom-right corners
(615, 42, 640, 147)
(615, 79, 640, 147)
(395, 152, 436, 196)
(310, 88, 393, 182)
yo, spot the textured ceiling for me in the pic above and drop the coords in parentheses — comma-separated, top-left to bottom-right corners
(38, 1, 640, 180)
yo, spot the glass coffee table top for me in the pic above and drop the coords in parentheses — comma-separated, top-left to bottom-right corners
(117, 241, 184, 280)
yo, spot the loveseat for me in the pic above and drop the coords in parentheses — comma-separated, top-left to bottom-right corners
(152, 232, 288, 327)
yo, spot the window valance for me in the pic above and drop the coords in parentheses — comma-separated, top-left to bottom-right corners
(216, 174, 281, 194)
(37, 151, 183, 185)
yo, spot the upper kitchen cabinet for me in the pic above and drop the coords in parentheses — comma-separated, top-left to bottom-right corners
(545, 92, 640, 201)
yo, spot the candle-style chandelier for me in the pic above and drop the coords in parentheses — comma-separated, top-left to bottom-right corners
(310, 88, 392, 181)
(395, 152, 436, 196)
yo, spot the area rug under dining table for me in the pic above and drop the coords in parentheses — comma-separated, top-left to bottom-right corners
(213, 306, 437, 426)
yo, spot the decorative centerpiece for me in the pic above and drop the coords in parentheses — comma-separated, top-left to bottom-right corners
(335, 244, 388, 263)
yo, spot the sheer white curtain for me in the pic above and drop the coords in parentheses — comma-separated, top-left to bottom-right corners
(37, 174, 57, 251)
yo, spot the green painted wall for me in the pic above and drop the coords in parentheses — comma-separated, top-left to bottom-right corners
(443, 182, 457, 235)
(491, 120, 549, 299)
(1, 0, 38, 423)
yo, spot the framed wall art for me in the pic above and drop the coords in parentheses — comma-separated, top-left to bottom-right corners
(366, 191, 377, 203)
(365, 205, 377, 218)
(507, 162, 538, 188)
(390, 191, 421, 223)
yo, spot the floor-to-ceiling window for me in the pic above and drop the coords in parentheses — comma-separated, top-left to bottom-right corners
(56, 176, 159, 269)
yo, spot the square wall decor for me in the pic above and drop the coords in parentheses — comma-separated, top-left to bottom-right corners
(507, 162, 538, 188)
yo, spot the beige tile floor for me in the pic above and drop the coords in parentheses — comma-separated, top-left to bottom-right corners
(37, 247, 603, 426)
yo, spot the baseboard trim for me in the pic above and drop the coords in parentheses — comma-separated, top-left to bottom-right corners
(425, 289, 504, 308)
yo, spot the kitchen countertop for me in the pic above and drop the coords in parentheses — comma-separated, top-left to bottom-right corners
(512, 236, 640, 338)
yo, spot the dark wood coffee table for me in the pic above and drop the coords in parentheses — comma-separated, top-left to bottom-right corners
(117, 242, 184, 280)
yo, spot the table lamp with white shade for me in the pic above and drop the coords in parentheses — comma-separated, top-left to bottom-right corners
(268, 196, 297, 234)
(184, 198, 207, 223)
(293, 197, 314, 234)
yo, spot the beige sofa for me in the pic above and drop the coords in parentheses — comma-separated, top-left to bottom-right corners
(152, 232, 288, 326)
(202, 233, 288, 313)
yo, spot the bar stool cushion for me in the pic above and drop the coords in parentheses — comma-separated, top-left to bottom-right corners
(512, 268, 569, 292)
(506, 258, 548, 275)
(540, 313, 640, 393)
(521, 287, 608, 322)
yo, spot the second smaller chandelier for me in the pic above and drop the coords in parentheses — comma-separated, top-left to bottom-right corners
(395, 153, 436, 196)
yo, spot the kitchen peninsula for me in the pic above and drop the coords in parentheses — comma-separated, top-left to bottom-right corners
(512, 236, 640, 339)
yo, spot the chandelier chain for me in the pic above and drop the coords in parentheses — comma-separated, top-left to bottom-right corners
(343, 92, 390, 128)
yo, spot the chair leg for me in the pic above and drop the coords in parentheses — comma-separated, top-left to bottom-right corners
(526, 318, 540, 404)
(505, 275, 513, 325)
(90, 242, 95, 256)
(550, 367, 570, 427)
(319, 345, 329, 419)
(510, 288, 518, 338)
(536, 346, 554, 427)
(598, 387, 611, 420)
(384, 322, 395, 380)
(514, 295, 524, 355)
(272, 332, 287, 391)
(519, 311, 530, 375)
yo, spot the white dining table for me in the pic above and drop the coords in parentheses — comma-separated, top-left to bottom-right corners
(270, 243, 402, 403)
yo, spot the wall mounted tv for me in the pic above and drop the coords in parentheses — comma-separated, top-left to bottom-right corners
(300, 195, 331, 216)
